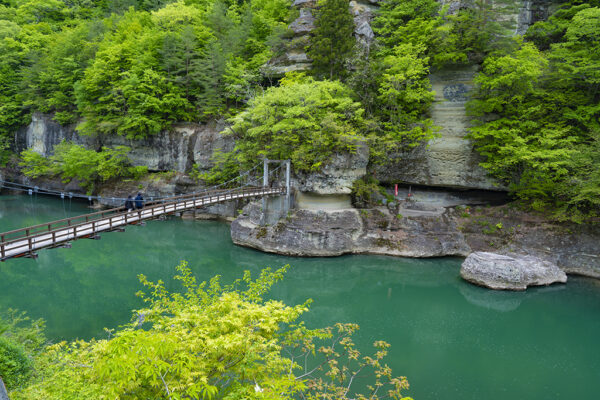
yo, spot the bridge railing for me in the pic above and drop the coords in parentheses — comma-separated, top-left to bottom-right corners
(0, 187, 285, 259)
(0, 186, 284, 246)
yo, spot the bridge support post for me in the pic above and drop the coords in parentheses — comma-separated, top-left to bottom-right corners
(284, 159, 291, 213)
(261, 158, 269, 225)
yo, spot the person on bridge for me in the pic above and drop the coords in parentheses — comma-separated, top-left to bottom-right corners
(135, 192, 144, 210)
(124, 195, 134, 212)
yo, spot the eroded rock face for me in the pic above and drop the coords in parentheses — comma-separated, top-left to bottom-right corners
(231, 202, 470, 257)
(293, 144, 369, 194)
(375, 67, 505, 191)
(232, 203, 362, 256)
(14, 113, 233, 174)
(289, 8, 315, 35)
(460, 252, 567, 290)
(15, 113, 92, 155)
(458, 205, 600, 279)
(232, 201, 600, 279)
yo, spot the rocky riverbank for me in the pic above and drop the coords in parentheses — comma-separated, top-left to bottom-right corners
(231, 201, 600, 279)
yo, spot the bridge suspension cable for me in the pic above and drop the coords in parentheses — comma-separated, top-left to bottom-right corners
(0, 162, 265, 203)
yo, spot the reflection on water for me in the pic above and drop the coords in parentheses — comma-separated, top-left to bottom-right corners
(1, 195, 600, 400)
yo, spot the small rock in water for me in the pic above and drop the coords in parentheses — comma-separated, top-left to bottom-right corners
(460, 251, 567, 291)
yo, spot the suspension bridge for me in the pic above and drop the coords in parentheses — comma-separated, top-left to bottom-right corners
(0, 159, 291, 261)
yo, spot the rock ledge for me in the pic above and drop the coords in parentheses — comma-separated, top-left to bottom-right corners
(460, 252, 567, 291)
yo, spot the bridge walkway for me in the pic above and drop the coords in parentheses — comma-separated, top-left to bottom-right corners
(0, 186, 285, 261)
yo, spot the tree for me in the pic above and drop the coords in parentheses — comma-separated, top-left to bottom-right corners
(0, 337, 32, 391)
(467, 6, 600, 220)
(371, 0, 439, 51)
(20, 142, 148, 193)
(11, 263, 413, 400)
(308, 0, 356, 80)
(375, 43, 436, 153)
(222, 74, 365, 174)
(0, 0, 292, 141)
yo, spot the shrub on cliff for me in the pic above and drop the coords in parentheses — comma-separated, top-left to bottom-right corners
(206, 74, 365, 182)
(11, 262, 413, 400)
(20, 141, 148, 194)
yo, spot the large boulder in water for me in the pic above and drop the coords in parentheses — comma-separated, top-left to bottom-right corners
(460, 252, 567, 291)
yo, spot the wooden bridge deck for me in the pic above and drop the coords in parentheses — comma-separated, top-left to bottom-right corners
(1, 186, 285, 261)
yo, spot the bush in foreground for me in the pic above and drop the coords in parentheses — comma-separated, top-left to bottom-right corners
(12, 262, 412, 400)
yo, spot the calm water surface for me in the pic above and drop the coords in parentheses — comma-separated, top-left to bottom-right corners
(1, 195, 599, 399)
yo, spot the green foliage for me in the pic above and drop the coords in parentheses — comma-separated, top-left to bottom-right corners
(351, 175, 381, 208)
(219, 74, 364, 175)
(467, 6, 600, 221)
(200, 148, 242, 185)
(12, 262, 413, 400)
(0, 308, 46, 391)
(346, 0, 444, 162)
(0, 134, 12, 165)
(432, 0, 518, 67)
(525, 1, 600, 50)
(0, 309, 47, 356)
(0, 0, 292, 139)
(373, 42, 436, 156)
(0, 337, 31, 390)
(371, 0, 518, 68)
(371, 0, 440, 52)
(20, 141, 148, 193)
(307, 0, 356, 80)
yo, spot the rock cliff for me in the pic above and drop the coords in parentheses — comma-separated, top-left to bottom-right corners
(267, 0, 378, 76)
(232, 201, 470, 257)
(15, 113, 233, 174)
(293, 143, 369, 195)
(232, 202, 600, 279)
(375, 66, 505, 190)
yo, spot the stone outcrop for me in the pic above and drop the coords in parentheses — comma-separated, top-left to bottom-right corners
(15, 113, 88, 156)
(232, 201, 600, 279)
(9, 113, 243, 217)
(460, 251, 567, 290)
(14, 113, 233, 174)
(267, 0, 378, 75)
(289, 7, 315, 35)
(457, 205, 600, 279)
(293, 143, 369, 195)
(231, 201, 470, 257)
(375, 66, 505, 191)
(372, 0, 555, 191)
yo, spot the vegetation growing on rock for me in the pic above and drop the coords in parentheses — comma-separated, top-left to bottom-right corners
(468, 2, 600, 221)
(0, 0, 291, 139)
(20, 141, 148, 193)
(1, 0, 599, 220)
(206, 74, 364, 182)
(308, 0, 356, 80)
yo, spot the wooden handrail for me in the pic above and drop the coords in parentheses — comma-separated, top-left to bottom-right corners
(0, 186, 268, 242)
(0, 187, 286, 256)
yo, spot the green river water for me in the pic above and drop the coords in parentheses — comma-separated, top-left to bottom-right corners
(1, 194, 599, 399)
